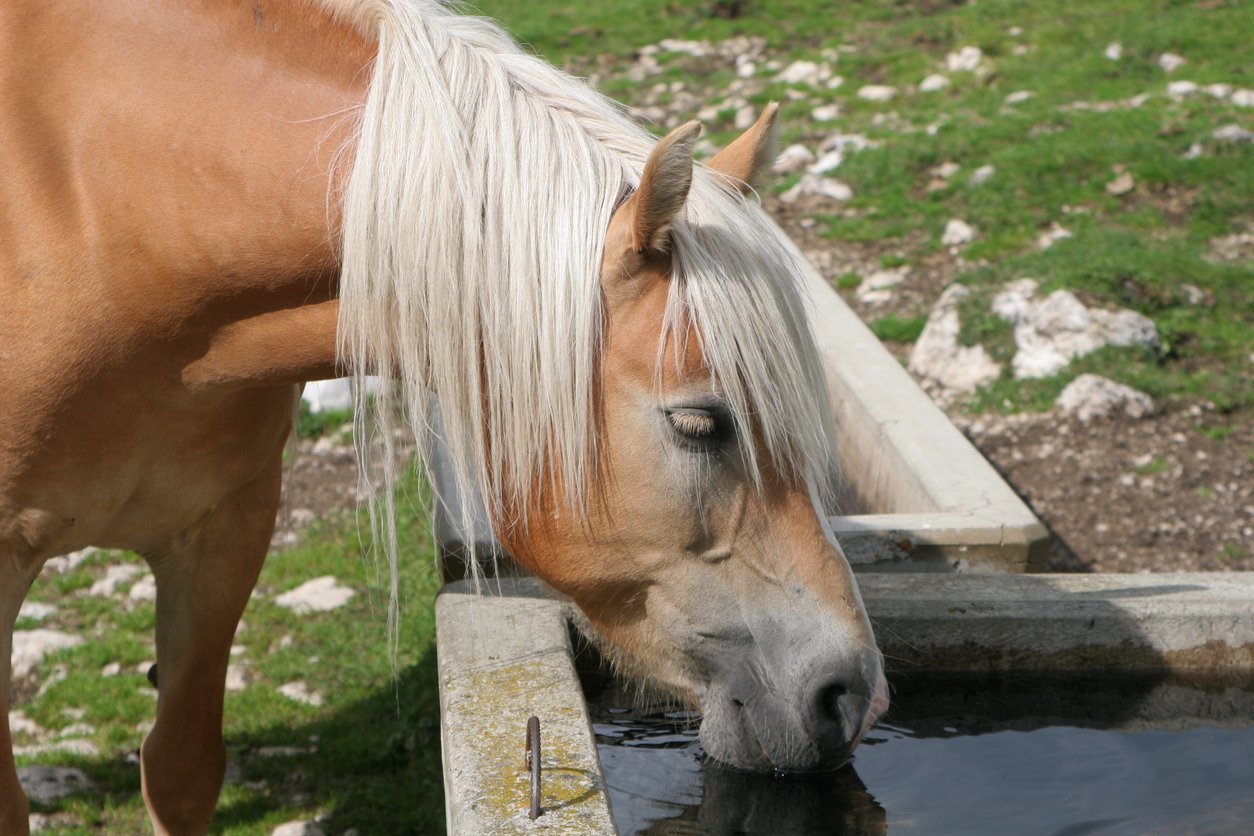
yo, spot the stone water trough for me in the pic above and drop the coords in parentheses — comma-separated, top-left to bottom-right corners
(432, 248, 1254, 832)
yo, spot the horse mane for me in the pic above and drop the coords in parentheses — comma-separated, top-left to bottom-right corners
(322, 0, 838, 639)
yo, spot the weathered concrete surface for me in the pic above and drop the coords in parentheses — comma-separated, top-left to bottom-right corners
(436, 579, 613, 835)
(859, 572, 1254, 671)
(789, 230, 1049, 571)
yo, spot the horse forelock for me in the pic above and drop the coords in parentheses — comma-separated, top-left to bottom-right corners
(329, 0, 839, 608)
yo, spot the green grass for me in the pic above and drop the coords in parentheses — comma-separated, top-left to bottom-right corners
(477, 0, 1253, 415)
(16, 472, 446, 834)
(869, 313, 928, 343)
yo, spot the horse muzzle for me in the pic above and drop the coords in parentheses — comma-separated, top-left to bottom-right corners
(698, 648, 889, 773)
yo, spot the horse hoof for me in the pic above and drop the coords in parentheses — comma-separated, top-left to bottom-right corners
(147, 663, 159, 688)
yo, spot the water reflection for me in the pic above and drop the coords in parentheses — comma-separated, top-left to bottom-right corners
(589, 671, 1254, 836)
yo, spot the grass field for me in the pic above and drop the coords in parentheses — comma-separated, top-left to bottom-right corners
(481, 0, 1252, 415)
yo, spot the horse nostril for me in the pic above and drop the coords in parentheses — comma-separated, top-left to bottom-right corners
(815, 681, 848, 726)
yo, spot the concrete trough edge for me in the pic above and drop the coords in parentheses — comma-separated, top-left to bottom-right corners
(436, 573, 1254, 832)
(436, 579, 615, 835)
(860, 572, 1254, 671)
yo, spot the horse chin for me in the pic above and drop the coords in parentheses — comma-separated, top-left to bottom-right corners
(698, 692, 849, 774)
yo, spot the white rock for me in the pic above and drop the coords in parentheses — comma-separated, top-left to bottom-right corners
(919, 73, 950, 92)
(9, 711, 43, 737)
(779, 174, 853, 203)
(736, 61, 756, 79)
(1213, 124, 1254, 143)
(1056, 374, 1154, 422)
(272, 822, 325, 836)
(1008, 26, 1024, 37)
(275, 576, 355, 614)
(772, 143, 815, 174)
(12, 630, 83, 678)
(225, 665, 249, 692)
(1203, 83, 1232, 99)
(733, 104, 756, 130)
(1036, 222, 1073, 250)
(932, 161, 961, 179)
(996, 288, 1159, 379)
(810, 103, 841, 122)
(1105, 171, 1135, 195)
(1167, 80, 1198, 98)
(856, 84, 896, 102)
(820, 132, 876, 153)
(826, 75, 845, 90)
(1181, 284, 1206, 305)
(856, 268, 909, 305)
(946, 46, 983, 72)
(941, 218, 976, 246)
(128, 574, 157, 602)
(278, 681, 323, 707)
(1158, 52, 1187, 73)
(1233, 89, 1254, 107)
(1104, 42, 1122, 61)
(100, 662, 122, 677)
(808, 149, 845, 174)
(776, 60, 822, 85)
(88, 564, 143, 597)
(18, 601, 57, 622)
(1004, 90, 1034, 104)
(969, 164, 996, 186)
(1182, 142, 1204, 160)
(14, 739, 98, 758)
(17, 766, 92, 804)
(908, 285, 1002, 392)
(43, 548, 97, 575)
(658, 39, 711, 57)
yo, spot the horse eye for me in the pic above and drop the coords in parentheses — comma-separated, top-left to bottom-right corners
(667, 409, 723, 443)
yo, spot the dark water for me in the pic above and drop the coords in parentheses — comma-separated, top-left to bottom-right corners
(587, 671, 1254, 835)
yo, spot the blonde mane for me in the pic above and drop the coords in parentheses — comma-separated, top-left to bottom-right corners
(326, 0, 839, 639)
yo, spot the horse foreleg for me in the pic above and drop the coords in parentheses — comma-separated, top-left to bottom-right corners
(139, 457, 281, 836)
(0, 548, 39, 835)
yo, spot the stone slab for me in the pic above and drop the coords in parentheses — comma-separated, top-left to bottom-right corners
(858, 572, 1254, 671)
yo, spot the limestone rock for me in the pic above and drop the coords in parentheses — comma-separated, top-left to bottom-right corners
(919, 73, 950, 92)
(275, 576, 355, 614)
(1158, 52, 1186, 73)
(12, 630, 83, 679)
(946, 46, 983, 72)
(779, 174, 853, 203)
(17, 601, 57, 622)
(941, 219, 976, 247)
(992, 280, 1159, 379)
(856, 84, 896, 102)
(278, 681, 324, 708)
(969, 164, 996, 186)
(856, 268, 908, 305)
(1104, 43, 1122, 61)
(88, 564, 142, 597)
(1056, 375, 1154, 422)
(908, 285, 1002, 392)
(272, 822, 325, 836)
(772, 143, 815, 174)
(17, 766, 92, 804)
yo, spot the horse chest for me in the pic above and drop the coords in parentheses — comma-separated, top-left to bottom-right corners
(1, 333, 294, 559)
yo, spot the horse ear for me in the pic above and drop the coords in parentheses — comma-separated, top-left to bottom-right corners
(707, 102, 779, 194)
(630, 120, 702, 253)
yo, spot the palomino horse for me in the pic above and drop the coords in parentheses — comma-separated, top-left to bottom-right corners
(0, 0, 887, 831)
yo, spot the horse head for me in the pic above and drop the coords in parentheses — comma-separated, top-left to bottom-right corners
(501, 109, 889, 773)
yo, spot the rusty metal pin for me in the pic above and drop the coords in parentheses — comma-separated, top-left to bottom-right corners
(525, 715, 541, 820)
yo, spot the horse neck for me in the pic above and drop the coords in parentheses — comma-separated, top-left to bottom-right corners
(2, 0, 374, 388)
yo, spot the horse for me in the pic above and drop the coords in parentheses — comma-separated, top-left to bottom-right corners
(0, 1, 887, 831)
